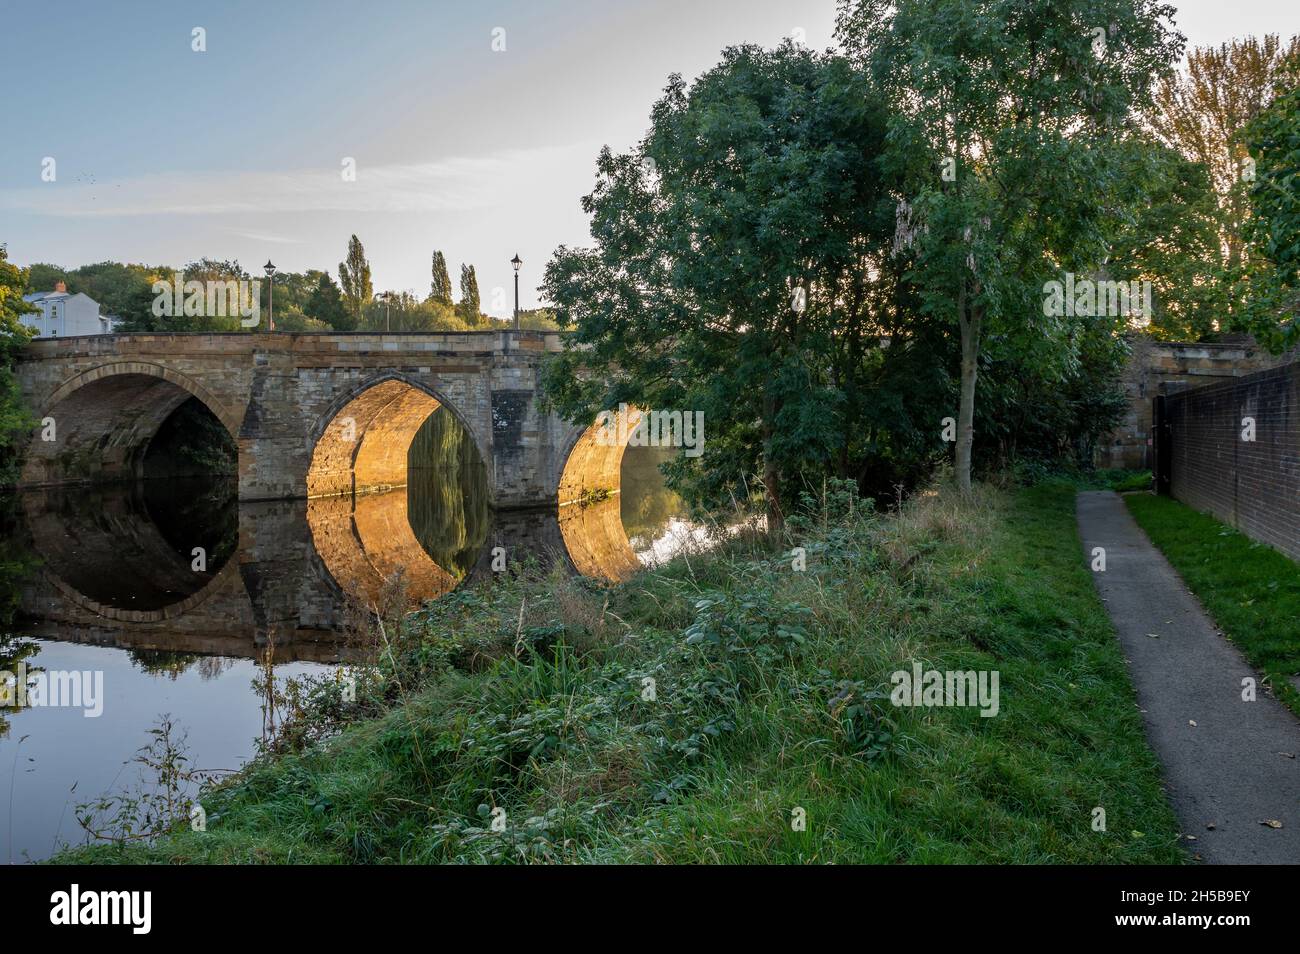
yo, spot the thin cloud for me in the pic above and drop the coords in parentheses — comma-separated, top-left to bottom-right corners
(0, 144, 598, 218)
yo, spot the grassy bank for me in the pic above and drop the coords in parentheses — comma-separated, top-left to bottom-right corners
(1125, 494, 1300, 717)
(58, 482, 1184, 864)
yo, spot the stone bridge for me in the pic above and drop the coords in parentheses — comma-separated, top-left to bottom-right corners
(13, 331, 628, 508)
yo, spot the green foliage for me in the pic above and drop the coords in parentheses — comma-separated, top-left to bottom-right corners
(543, 43, 896, 522)
(141, 397, 238, 476)
(838, 0, 1184, 490)
(457, 264, 482, 326)
(2, 247, 39, 341)
(1241, 61, 1300, 349)
(304, 270, 351, 330)
(1102, 138, 1232, 340)
(359, 291, 471, 332)
(515, 308, 560, 331)
(430, 251, 453, 307)
(1147, 33, 1300, 314)
(0, 246, 36, 478)
(54, 484, 1185, 865)
(339, 234, 373, 326)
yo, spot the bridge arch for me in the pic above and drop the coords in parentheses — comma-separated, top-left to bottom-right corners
(555, 406, 645, 581)
(306, 371, 488, 498)
(19, 484, 242, 624)
(305, 491, 459, 609)
(21, 361, 242, 487)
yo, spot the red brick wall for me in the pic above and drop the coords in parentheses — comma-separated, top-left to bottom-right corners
(1164, 361, 1300, 560)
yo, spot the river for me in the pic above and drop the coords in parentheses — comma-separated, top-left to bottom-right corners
(0, 408, 696, 862)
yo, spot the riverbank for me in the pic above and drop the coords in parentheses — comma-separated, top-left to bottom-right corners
(55, 481, 1185, 864)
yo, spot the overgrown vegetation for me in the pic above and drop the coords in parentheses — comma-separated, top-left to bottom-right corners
(0, 246, 35, 483)
(56, 482, 1184, 864)
(1125, 494, 1300, 716)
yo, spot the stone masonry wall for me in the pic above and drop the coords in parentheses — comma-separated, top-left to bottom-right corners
(1098, 335, 1290, 470)
(13, 331, 592, 508)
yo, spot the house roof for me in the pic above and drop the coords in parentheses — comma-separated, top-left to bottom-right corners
(23, 290, 100, 308)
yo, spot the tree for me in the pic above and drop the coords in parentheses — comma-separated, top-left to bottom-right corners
(338, 235, 373, 326)
(359, 291, 469, 332)
(306, 271, 351, 330)
(542, 44, 895, 529)
(25, 263, 68, 293)
(0, 245, 36, 482)
(457, 264, 481, 326)
(430, 251, 453, 306)
(1147, 35, 1300, 284)
(837, 0, 1184, 491)
(1241, 58, 1300, 350)
(1101, 138, 1229, 340)
(1, 246, 37, 342)
(516, 308, 561, 330)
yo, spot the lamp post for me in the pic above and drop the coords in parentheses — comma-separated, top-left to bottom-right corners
(379, 291, 392, 332)
(263, 260, 276, 332)
(511, 253, 522, 331)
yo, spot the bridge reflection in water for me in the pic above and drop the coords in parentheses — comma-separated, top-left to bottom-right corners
(10, 447, 676, 664)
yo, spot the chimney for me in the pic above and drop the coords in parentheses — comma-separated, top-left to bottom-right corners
(54, 280, 67, 293)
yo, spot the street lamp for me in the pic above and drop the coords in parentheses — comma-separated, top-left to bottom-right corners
(379, 291, 392, 332)
(263, 260, 276, 332)
(511, 253, 522, 331)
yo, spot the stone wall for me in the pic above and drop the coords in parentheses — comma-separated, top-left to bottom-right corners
(1098, 335, 1290, 470)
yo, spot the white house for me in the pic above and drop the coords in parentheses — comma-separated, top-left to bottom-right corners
(21, 281, 116, 338)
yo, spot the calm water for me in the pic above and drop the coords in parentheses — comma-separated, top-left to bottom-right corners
(0, 414, 693, 862)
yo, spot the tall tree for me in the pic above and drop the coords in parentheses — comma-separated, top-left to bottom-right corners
(457, 264, 481, 326)
(837, 0, 1183, 491)
(338, 235, 373, 326)
(430, 251, 453, 306)
(1147, 35, 1300, 281)
(542, 44, 895, 529)
(1241, 57, 1300, 350)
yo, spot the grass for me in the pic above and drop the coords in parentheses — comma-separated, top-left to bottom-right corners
(1125, 493, 1300, 717)
(55, 481, 1185, 864)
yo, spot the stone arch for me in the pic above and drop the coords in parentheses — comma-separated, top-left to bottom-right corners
(556, 406, 645, 581)
(19, 487, 242, 624)
(306, 372, 487, 498)
(305, 485, 458, 608)
(21, 361, 242, 487)
(44, 558, 244, 625)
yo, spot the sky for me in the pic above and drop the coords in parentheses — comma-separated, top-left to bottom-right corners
(2, 0, 1297, 317)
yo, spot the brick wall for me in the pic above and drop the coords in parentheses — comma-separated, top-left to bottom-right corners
(1098, 335, 1289, 470)
(1162, 361, 1300, 560)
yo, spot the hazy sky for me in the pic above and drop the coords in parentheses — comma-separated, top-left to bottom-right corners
(2, 0, 1297, 316)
